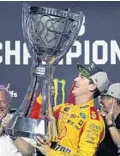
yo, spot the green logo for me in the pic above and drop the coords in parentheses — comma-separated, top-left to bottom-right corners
(80, 113, 86, 119)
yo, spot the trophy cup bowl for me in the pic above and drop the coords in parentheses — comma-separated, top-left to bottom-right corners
(7, 3, 83, 142)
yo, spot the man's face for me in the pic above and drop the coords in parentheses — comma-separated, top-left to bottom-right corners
(0, 90, 9, 119)
(100, 95, 114, 113)
(72, 73, 91, 97)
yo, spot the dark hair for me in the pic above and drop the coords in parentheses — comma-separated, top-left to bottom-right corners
(93, 88, 101, 98)
(116, 99, 120, 105)
(89, 80, 101, 98)
(106, 96, 120, 105)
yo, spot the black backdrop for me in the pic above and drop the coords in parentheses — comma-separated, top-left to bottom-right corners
(0, 1, 120, 108)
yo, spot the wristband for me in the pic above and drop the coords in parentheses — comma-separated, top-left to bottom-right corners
(107, 123, 116, 128)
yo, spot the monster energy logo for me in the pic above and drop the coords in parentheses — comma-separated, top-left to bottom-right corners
(80, 68, 91, 80)
(53, 79, 66, 106)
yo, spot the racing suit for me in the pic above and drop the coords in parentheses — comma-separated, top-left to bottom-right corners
(30, 97, 105, 156)
(47, 99, 105, 156)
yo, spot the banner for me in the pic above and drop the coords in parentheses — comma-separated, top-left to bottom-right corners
(0, 1, 120, 108)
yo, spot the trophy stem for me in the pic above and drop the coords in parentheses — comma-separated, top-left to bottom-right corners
(24, 77, 41, 117)
(41, 65, 55, 117)
(7, 64, 58, 140)
(13, 64, 55, 118)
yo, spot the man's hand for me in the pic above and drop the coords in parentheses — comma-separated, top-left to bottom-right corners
(1, 113, 12, 128)
(105, 100, 115, 125)
(35, 136, 51, 156)
(0, 112, 6, 121)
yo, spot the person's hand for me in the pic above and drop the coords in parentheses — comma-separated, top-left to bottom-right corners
(105, 100, 115, 125)
(0, 112, 6, 121)
(35, 136, 51, 155)
(1, 113, 12, 128)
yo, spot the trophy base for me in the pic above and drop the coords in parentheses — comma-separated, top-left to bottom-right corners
(7, 116, 57, 141)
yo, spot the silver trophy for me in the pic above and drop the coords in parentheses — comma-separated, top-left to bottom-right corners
(7, 3, 83, 141)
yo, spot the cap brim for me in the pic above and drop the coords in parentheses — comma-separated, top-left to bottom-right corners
(77, 63, 91, 79)
(77, 63, 84, 69)
(101, 90, 108, 96)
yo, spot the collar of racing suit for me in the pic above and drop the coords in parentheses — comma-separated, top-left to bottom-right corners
(72, 99, 94, 108)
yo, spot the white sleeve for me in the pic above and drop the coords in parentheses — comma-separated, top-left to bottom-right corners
(13, 152, 23, 156)
(6, 135, 23, 156)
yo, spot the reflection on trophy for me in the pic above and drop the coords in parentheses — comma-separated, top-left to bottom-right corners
(7, 3, 83, 141)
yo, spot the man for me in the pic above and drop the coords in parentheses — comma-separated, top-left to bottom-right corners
(0, 84, 34, 156)
(35, 63, 109, 156)
(97, 83, 120, 156)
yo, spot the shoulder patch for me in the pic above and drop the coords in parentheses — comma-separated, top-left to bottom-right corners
(90, 107, 100, 120)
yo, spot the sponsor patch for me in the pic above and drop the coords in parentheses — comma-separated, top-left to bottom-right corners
(86, 140, 94, 145)
(90, 107, 100, 120)
(64, 107, 70, 112)
(78, 120, 84, 126)
(86, 133, 95, 141)
(89, 124, 101, 131)
(54, 144, 71, 153)
(67, 119, 74, 126)
(91, 112, 97, 119)
(74, 125, 80, 130)
(80, 105, 89, 109)
(80, 113, 86, 119)
(70, 114, 79, 118)
(58, 126, 67, 140)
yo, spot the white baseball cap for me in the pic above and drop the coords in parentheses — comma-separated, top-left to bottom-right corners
(103, 83, 120, 100)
